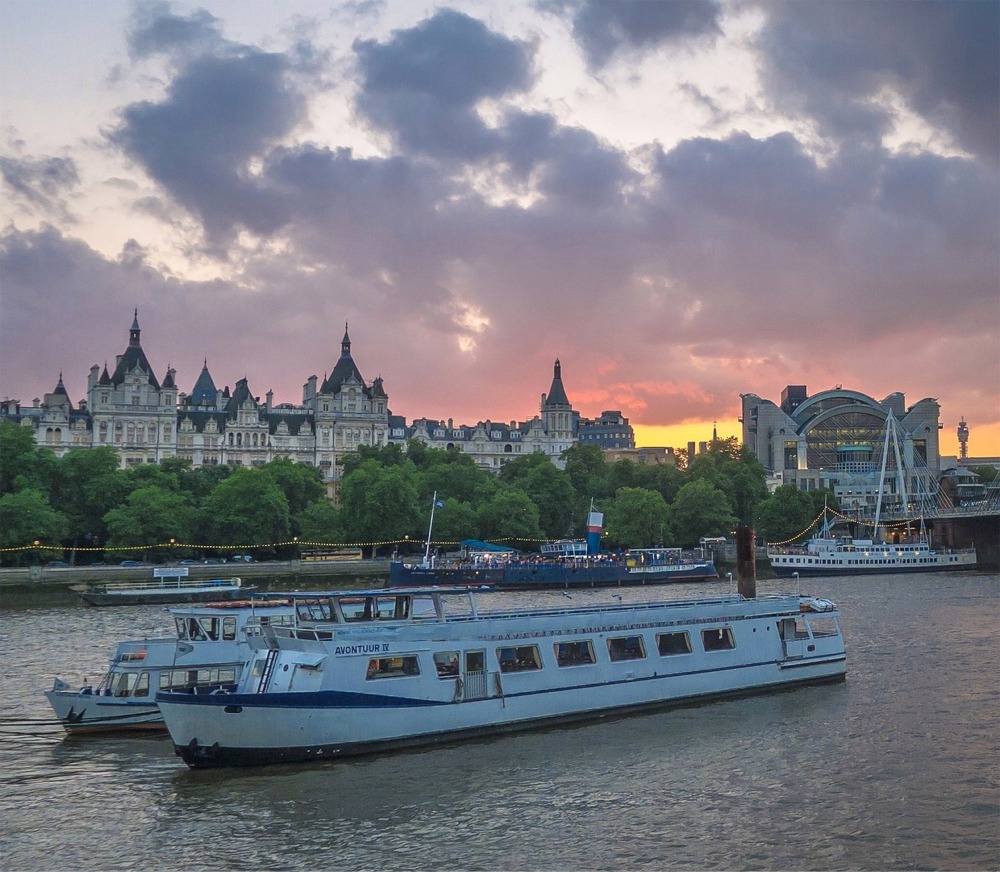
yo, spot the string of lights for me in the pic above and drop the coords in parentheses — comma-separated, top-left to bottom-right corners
(766, 505, 931, 547)
(0, 535, 556, 557)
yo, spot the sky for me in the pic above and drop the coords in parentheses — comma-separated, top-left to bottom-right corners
(1, 0, 998, 458)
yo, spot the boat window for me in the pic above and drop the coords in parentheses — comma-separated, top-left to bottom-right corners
(412, 596, 438, 619)
(159, 667, 238, 691)
(555, 640, 596, 666)
(339, 597, 374, 622)
(187, 618, 207, 641)
(134, 672, 151, 698)
(203, 618, 220, 641)
(702, 627, 736, 651)
(497, 645, 541, 673)
(375, 596, 409, 620)
(433, 651, 460, 677)
(608, 635, 646, 661)
(175, 617, 188, 640)
(297, 601, 335, 621)
(111, 671, 137, 698)
(656, 632, 692, 656)
(223, 616, 237, 641)
(366, 655, 420, 679)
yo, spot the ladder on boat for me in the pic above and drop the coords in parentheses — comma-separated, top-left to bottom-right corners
(256, 649, 279, 694)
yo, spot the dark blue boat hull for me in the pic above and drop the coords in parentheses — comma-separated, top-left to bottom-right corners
(389, 560, 717, 589)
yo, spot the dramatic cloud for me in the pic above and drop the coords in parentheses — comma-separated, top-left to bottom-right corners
(754, 0, 1000, 161)
(0, 155, 80, 222)
(538, 0, 724, 69)
(1, 1, 997, 453)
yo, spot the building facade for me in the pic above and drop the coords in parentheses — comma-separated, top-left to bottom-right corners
(577, 410, 635, 450)
(741, 386, 943, 513)
(2, 314, 587, 477)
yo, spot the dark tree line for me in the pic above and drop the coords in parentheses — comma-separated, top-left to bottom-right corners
(1, 420, 812, 565)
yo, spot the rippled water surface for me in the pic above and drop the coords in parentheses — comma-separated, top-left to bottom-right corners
(1, 573, 997, 871)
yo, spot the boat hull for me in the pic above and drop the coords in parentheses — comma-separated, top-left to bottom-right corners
(79, 584, 250, 607)
(168, 667, 845, 768)
(389, 561, 718, 589)
(768, 551, 978, 578)
(45, 689, 164, 734)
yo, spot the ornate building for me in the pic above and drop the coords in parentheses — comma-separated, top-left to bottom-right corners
(2, 313, 582, 477)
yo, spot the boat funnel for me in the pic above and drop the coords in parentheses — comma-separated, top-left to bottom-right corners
(586, 511, 604, 555)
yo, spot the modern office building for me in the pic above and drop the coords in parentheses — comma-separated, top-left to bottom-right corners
(740, 386, 943, 514)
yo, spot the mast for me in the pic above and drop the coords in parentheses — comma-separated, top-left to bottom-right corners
(423, 492, 440, 567)
(872, 411, 909, 543)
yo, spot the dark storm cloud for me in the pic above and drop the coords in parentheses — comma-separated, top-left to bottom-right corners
(354, 9, 534, 160)
(127, 2, 224, 59)
(754, 0, 1000, 161)
(538, 0, 724, 69)
(1, 155, 79, 221)
(501, 112, 635, 208)
(109, 8, 313, 246)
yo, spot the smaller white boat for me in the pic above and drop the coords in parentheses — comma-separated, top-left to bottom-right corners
(79, 567, 252, 606)
(768, 508, 977, 577)
(45, 600, 294, 734)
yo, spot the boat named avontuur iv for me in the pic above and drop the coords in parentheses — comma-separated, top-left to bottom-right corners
(157, 585, 847, 769)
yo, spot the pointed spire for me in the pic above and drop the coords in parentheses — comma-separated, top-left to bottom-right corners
(543, 358, 570, 407)
(341, 321, 351, 357)
(129, 309, 141, 347)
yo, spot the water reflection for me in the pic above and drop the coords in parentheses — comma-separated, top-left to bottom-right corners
(1, 572, 997, 871)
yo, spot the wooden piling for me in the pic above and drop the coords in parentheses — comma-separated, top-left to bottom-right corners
(736, 523, 756, 599)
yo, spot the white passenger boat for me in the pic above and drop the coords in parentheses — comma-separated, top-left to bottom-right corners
(45, 600, 294, 733)
(157, 586, 847, 768)
(768, 509, 977, 577)
(767, 533, 977, 576)
(79, 568, 252, 606)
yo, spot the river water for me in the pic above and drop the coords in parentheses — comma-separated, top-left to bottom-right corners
(1, 572, 997, 871)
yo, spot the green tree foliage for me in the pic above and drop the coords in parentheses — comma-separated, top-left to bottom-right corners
(562, 443, 610, 506)
(420, 450, 495, 507)
(476, 488, 544, 545)
(339, 461, 421, 556)
(104, 485, 196, 561)
(260, 458, 326, 534)
(51, 447, 128, 552)
(201, 469, 291, 554)
(754, 485, 824, 545)
(427, 500, 478, 549)
(0, 489, 68, 561)
(0, 421, 59, 497)
(498, 452, 576, 538)
(968, 465, 998, 484)
(605, 487, 671, 548)
(668, 479, 736, 547)
(688, 437, 768, 524)
(297, 498, 342, 545)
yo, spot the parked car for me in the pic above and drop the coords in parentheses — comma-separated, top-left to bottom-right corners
(230, 554, 254, 563)
(120, 560, 146, 567)
(45, 560, 70, 568)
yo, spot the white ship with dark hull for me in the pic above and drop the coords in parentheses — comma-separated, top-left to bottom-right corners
(157, 586, 847, 769)
(46, 600, 294, 733)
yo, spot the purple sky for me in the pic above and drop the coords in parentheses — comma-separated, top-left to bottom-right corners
(2, 1, 998, 455)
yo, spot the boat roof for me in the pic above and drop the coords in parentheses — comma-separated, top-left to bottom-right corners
(259, 586, 495, 600)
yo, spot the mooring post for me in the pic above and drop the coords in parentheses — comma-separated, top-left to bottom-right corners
(736, 523, 756, 599)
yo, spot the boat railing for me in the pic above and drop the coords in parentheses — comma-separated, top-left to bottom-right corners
(93, 576, 242, 593)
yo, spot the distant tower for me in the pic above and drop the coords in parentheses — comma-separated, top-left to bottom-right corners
(957, 418, 969, 460)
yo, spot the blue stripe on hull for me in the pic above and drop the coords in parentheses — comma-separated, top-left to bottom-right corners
(174, 669, 846, 769)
